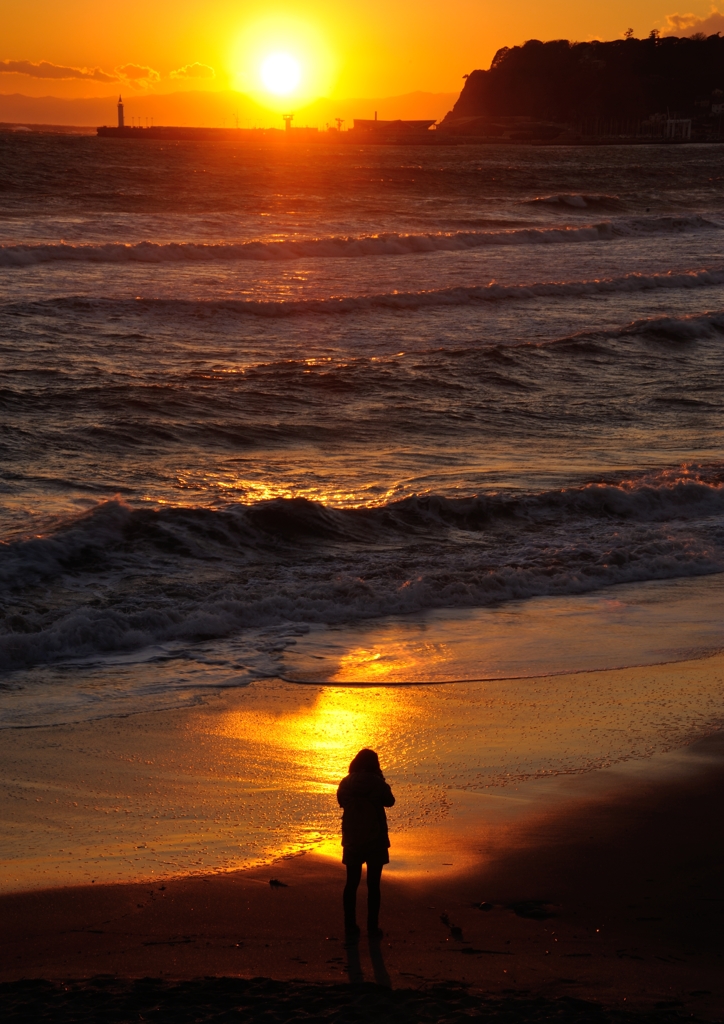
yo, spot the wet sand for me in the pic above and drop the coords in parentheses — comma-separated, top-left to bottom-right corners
(4, 649, 724, 893)
(2, 731, 723, 1020)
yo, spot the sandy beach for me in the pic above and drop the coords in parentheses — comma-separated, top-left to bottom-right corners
(2, 735, 723, 1019)
(2, 650, 723, 1021)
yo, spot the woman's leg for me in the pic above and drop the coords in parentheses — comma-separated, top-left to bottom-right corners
(366, 862, 383, 933)
(343, 862, 362, 932)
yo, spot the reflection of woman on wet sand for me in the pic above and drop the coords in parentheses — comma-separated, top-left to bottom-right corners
(337, 748, 395, 941)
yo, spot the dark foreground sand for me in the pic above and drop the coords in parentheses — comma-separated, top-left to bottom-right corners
(0, 977, 703, 1024)
(2, 733, 723, 1022)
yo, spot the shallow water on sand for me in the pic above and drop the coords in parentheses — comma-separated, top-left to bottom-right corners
(1, 628, 722, 893)
(282, 573, 724, 683)
(2, 572, 723, 728)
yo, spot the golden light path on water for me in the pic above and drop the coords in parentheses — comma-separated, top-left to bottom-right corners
(2, 575, 724, 893)
(3, 655, 722, 894)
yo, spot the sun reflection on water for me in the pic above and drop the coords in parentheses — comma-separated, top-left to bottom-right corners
(172, 469, 400, 509)
(207, 679, 461, 867)
(330, 641, 454, 683)
(215, 682, 423, 791)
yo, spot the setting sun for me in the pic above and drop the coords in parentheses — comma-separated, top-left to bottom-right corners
(229, 13, 336, 111)
(260, 52, 301, 96)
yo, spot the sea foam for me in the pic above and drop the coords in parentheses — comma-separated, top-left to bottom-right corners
(2, 465, 723, 673)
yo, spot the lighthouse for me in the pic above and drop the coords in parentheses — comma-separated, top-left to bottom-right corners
(117, 95, 125, 129)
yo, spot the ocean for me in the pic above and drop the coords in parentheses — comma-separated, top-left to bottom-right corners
(1, 134, 724, 726)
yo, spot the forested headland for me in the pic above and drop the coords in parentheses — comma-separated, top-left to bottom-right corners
(441, 33, 724, 137)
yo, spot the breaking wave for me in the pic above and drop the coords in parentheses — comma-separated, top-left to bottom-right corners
(0, 215, 716, 267)
(1, 465, 723, 672)
(546, 308, 724, 351)
(523, 193, 626, 210)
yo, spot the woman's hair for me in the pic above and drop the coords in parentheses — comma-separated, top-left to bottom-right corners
(349, 748, 383, 776)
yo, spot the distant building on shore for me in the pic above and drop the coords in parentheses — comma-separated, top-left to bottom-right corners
(665, 118, 692, 140)
(351, 116, 436, 137)
(281, 113, 319, 139)
(98, 104, 440, 144)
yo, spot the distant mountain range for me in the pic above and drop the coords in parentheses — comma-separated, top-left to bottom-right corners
(443, 34, 724, 126)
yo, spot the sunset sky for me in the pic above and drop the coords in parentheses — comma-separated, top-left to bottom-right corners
(2, 0, 724, 121)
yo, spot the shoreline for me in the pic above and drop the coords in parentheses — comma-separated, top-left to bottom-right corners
(2, 643, 724, 894)
(1, 732, 723, 1015)
(2, 583, 723, 1014)
(8, 571, 724, 729)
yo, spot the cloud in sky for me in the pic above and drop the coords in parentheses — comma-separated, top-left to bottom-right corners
(0, 59, 116, 82)
(663, 6, 724, 35)
(0, 59, 205, 87)
(116, 64, 161, 83)
(170, 62, 215, 80)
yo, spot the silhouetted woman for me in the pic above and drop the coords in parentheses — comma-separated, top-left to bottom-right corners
(337, 748, 395, 941)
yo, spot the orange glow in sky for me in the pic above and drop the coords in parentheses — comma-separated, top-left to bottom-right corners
(228, 12, 337, 109)
(0, 1, 721, 122)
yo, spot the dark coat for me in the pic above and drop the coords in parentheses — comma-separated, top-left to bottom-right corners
(336, 771, 395, 863)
